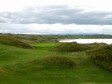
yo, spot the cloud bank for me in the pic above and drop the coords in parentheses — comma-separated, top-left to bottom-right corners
(0, 5, 112, 35)
(0, 23, 112, 34)
(0, 6, 112, 25)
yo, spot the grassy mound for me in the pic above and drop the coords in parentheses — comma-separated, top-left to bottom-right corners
(32, 56, 75, 68)
(0, 46, 17, 62)
(52, 42, 91, 52)
(0, 44, 28, 62)
(87, 43, 107, 49)
(87, 44, 112, 70)
(5, 56, 75, 73)
(0, 35, 32, 49)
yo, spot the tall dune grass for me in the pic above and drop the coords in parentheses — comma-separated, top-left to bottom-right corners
(52, 42, 91, 52)
(87, 44, 112, 70)
(0, 35, 32, 49)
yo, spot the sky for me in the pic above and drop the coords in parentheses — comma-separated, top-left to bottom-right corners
(0, 0, 112, 34)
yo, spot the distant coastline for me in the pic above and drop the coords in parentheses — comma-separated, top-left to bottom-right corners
(59, 39, 112, 44)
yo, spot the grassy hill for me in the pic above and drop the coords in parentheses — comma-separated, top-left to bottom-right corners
(0, 35, 32, 49)
(0, 35, 112, 84)
(51, 42, 107, 52)
(52, 42, 91, 52)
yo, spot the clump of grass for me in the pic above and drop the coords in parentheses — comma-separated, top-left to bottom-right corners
(32, 56, 75, 68)
(87, 43, 107, 49)
(105, 44, 112, 50)
(0, 67, 8, 75)
(87, 44, 112, 70)
(0, 35, 32, 49)
(52, 42, 91, 52)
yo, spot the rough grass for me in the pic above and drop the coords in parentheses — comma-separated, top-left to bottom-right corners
(32, 56, 75, 68)
(0, 67, 7, 75)
(86, 43, 107, 50)
(0, 35, 32, 49)
(87, 44, 112, 70)
(52, 42, 92, 52)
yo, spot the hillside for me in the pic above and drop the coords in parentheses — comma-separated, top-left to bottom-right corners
(0, 34, 112, 84)
(0, 34, 32, 49)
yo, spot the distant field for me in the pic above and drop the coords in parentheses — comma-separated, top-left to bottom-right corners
(0, 41, 112, 84)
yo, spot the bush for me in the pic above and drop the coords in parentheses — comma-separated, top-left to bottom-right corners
(52, 42, 91, 52)
(0, 35, 33, 49)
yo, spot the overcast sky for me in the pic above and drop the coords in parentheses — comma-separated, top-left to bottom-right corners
(0, 0, 112, 34)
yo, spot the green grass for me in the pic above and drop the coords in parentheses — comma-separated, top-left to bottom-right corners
(0, 42, 112, 84)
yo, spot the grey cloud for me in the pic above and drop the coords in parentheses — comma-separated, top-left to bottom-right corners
(0, 23, 112, 34)
(0, 23, 31, 34)
(0, 6, 112, 25)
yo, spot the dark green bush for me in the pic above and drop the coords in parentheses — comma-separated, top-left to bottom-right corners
(0, 35, 32, 49)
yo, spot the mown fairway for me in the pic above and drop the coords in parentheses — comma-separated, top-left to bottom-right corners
(0, 42, 112, 84)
